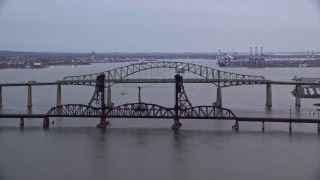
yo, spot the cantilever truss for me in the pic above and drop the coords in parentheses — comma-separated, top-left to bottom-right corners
(46, 103, 237, 120)
(60, 61, 267, 87)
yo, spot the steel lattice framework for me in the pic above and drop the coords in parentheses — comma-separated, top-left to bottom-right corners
(46, 104, 102, 117)
(105, 103, 175, 118)
(88, 74, 106, 109)
(45, 72, 238, 130)
(46, 103, 236, 120)
(176, 75, 193, 109)
(179, 106, 236, 119)
(60, 61, 267, 87)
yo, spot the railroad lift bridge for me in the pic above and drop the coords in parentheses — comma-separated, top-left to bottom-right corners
(46, 61, 267, 129)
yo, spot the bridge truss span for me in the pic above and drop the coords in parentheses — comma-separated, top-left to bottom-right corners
(105, 103, 237, 120)
(44, 73, 239, 129)
(180, 106, 237, 119)
(61, 61, 267, 87)
(45, 103, 237, 120)
(46, 104, 103, 117)
(105, 103, 175, 118)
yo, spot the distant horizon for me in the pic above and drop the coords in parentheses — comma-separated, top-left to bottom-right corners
(0, 49, 319, 55)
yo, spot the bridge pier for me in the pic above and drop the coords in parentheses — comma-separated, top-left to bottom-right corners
(43, 117, 50, 129)
(318, 123, 320, 134)
(27, 85, 32, 108)
(295, 85, 301, 106)
(56, 84, 62, 106)
(171, 119, 182, 129)
(97, 117, 110, 128)
(172, 74, 182, 129)
(216, 86, 222, 107)
(266, 83, 272, 106)
(289, 121, 292, 132)
(106, 85, 113, 108)
(232, 120, 239, 131)
(20, 117, 24, 128)
(0, 86, 2, 107)
(262, 121, 265, 131)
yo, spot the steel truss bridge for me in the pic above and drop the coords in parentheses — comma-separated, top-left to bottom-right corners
(46, 103, 236, 120)
(60, 61, 267, 87)
(1, 61, 320, 132)
(45, 72, 238, 129)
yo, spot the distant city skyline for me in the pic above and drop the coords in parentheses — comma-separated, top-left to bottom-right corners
(0, 0, 320, 53)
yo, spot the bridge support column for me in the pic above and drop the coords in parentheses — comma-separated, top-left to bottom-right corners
(232, 120, 239, 131)
(0, 86, 2, 107)
(262, 121, 265, 131)
(56, 84, 62, 106)
(266, 83, 272, 106)
(171, 118, 182, 129)
(172, 74, 182, 129)
(317, 123, 320, 134)
(216, 86, 222, 107)
(43, 117, 50, 129)
(106, 86, 113, 108)
(295, 85, 301, 106)
(27, 85, 32, 108)
(289, 121, 292, 132)
(97, 117, 110, 128)
(20, 117, 24, 128)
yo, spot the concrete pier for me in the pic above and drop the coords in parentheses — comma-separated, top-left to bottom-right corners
(20, 117, 24, 128)
(43, 117, 50, 128)
(171, 120, 182, 129)
(27, 85, 32, 107)
(0, 86, 2, 107)
(295, 85, 301, 106)
(266, 83, 272, 106)
(56, 84, 62, 106)
(106, 86, 112, 108)
(97, 117, 110, 128)
(232, 120, 239, 131)
(216, 86, 222, 107)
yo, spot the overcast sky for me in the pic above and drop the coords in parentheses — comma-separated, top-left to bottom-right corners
(0, 0, 320, 53)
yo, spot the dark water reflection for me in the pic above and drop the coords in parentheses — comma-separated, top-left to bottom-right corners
(1, 127, 320, 180)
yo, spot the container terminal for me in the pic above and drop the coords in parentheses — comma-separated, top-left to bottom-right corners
(217, 47, 320, 68)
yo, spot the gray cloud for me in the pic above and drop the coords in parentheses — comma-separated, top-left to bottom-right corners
(313, 0, 320, 16)
(0, 0, 5, 14)
(0, 0, 319, 52)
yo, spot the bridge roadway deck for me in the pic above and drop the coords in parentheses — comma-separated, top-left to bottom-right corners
(1, 114, 319, 124)
(0, 114, 45, 118)
(237, 117, 320, 123)
(0, 79, 320, 86)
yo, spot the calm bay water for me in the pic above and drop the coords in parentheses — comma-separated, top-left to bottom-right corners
(0, 59, 320, 180)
